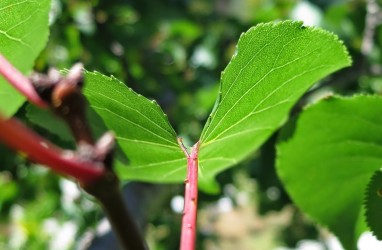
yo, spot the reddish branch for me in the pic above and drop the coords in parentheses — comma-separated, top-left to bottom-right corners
(0, 53, 147, 250)
(178, 139, 200, 250)
(0, 58, 102, 183)
(0, 54, 47, 108)
(29, 63, 95, 145)
(0, 114, 104, 184)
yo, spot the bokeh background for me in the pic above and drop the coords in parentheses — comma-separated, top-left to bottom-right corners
(1, 0, 382, 249)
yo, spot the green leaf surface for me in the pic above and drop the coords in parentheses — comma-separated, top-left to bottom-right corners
(199, 21, 351, 185)
(365, 169, 382, 240)
(83, 72, 186, 182)
(26, 101, 113, 144)
(277, 95, 382, 250)
(26, 102, 129, 163)
(26, 104, 73, 143)
(0, 0, 50, 116)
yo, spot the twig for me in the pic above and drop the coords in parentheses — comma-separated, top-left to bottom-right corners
(0, 54, 47, 108)
(82, 171, 147, 250)
(179, 141, 200, 250)
(31, 63, 94, 145)
(41, 64, 148, 250)
(0, 114, 104, 184)
(0, 55, 148, 249)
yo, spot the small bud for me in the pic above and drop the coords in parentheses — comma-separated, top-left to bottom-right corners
(95, 132, 115, 168)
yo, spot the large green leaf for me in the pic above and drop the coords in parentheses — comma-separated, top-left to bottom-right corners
(0, 0, 50, 116)
(83, 72, 186, 182)
(277, 95, 382, 250)
(199, 21, 351, 189)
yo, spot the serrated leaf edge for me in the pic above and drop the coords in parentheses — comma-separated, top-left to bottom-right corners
(200, 20, 351, 142)
(364, 168, 382, 240)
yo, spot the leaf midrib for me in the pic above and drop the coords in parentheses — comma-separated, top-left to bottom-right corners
(200, 31, 285, 140)
(201, 34, 325, 143)
(86, 87, 178, 144)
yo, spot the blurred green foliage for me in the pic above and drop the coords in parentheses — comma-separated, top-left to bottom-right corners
(1, 0, 382, 249)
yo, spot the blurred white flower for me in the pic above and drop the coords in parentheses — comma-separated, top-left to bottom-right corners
(358, 232, 382, 250)
(60, 179, 81, 212)
(217, 197, 233, 213)
(43, 219, 78, 250)
(170, 195, 184, 214)
(291, 1, 322, 26)
(9, 205, 27, 250)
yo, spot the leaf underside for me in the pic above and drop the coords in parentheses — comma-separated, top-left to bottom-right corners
(198, 21, 351, 190)
(0, 0, 50, 116)
(277, 95, 382, 250)
(83, 72, 186, 182)
(365, 169, 382, 240)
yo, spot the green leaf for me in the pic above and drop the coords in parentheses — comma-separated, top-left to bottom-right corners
(83, 72, 186, 182)
(365, 169, 382, 240)
(26, 102, 112, 144)
(0, 0, 51, 116)
(199, 21, 351, 185)
(26, 104, 73, 143)
(26, 102, 130, 164)
(277, 95, 382, 250)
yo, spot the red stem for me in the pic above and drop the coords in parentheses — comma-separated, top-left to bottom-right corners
(0, 54, 147, 249)
(0, 114, 105, 184)
(0, 54, 47, 108)
(180, 141, 200, 250)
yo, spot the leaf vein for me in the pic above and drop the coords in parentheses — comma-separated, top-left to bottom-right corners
(116, 136, 180, 149)
(128, 158, 185, 169)
(0, 0, 37, 12)
(201, 32, 284, 138)
(90, 105, 178, 146)
(203, 47, 324, 142)
(86, 88, 176, 139)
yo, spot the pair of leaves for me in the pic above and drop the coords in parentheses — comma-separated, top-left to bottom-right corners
(2, 4, 366, 247)
(277, 95, 382, 250)
(82, 21, 350, 193)
(0, 0, 50, 116)
(2, 14, 348, 192)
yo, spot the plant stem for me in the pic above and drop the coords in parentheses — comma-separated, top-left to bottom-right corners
(179, 141, 200, 250)
(82, 172, 148, 250)
(0, 114, 148, 249)
(0, 114, 105, 184)
(0, 56, 148, 249)
(0, 54, 47, 108)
